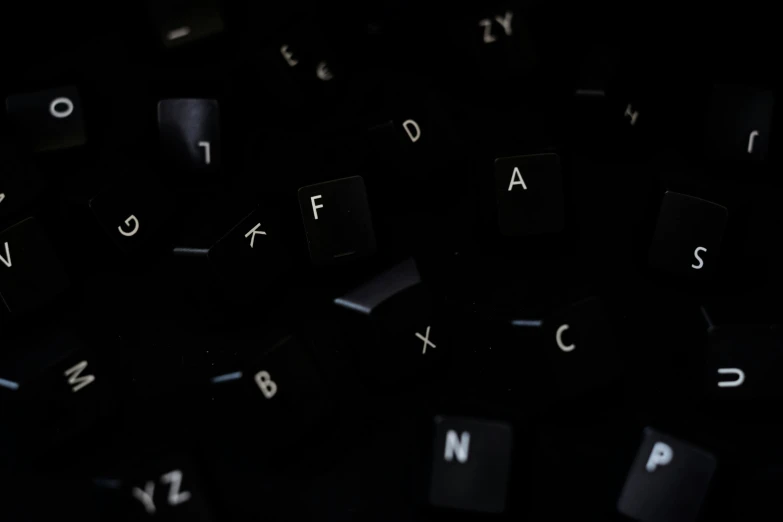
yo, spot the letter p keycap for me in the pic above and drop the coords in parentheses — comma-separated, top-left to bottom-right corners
(618, 428, 716, 522)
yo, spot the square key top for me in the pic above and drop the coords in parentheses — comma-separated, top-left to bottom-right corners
(617, 428, 716, 522)
(208, 207, 290, 296)
(6, 86, 86, 152)
(705, 86, 774, 162)
(648, 192, 728, 280)
(89, 179, 172, 254)
(704, 325, 781, 399)
(298, 176, 376, 266)
(429, 416, 513, 514)
(494, 153, 564, 236)
(0, 217, 69, 315)
(544, 297, 617, 396)
(158, 99, 221, 173)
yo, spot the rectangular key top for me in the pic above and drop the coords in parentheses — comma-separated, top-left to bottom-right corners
(152, 0, 224, 48)
(5, 86, 86, 152)
(429, 416, 513, 514)
(617, 428, 716, 522)
(0, 144, 43, 219)
(298, 176, 376, 265)
(494, 153, 564, 236)
(543, 297, 617, 396)
(0, 217, 69, 314)
(648, 191, 728, 281)
(158, 99, 221, 174)
(705, 86, 774, 163)
(705, 325, 781, 399)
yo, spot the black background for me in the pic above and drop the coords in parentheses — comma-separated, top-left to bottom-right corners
(1, 1, 783, 520)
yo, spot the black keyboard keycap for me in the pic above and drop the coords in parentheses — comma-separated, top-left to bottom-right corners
(158, 99, 221, 175)
(648, 191, 728, 280)
(429, 416, 513, 514)
(298, 176, 376, 265)
(617, 428, 716, 522)
(705, 325, 781, 399)
(152, 0, 224, 48)
(0, 144, 43, 219)
(5, 86, 86, 152)
(0, 217, 69, 315)
(89, 179, 173, 254)
(207, 206, 289, 297)
(124, 456, 213, 520)
(705, 86, 774, 163)
(543, 297, 616, 395)
(242, 335, 329, 438)
(494, 153, 564, 236)
(336, 258, 452, 380)
(10, 333, 117, 449)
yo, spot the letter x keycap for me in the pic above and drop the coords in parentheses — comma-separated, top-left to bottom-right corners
(416, 326, 436, 354)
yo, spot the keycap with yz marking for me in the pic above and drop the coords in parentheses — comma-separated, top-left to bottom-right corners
(0, 217, 69, 315)
(108, 455, 214, 521)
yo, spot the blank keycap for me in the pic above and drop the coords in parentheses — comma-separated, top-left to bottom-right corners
(158, 99, 221, 174)
(543, 297, 617, 395)
(429, 416, 513, 514)
(494, 153, 564, 236)
(0, 217, 69, 314)
(5, 86, 86, 152)
(704, 325, 781, 399)
(298, 176, 376, 265)
(151, 0, 224, 48)
(705, 86, 774, 162)
(89, 179, 173, 254)
(617, 428, 716, 522)
(648, 192, 728, 280)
